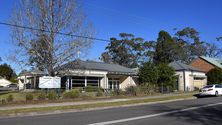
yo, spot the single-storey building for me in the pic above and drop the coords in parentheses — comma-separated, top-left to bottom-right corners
(169, 61, 207, 91)
(17, 69, 45, 90)
(57, 60, 138, 91)
(18, 60, 138, 91)
(190, 56, 222, 73)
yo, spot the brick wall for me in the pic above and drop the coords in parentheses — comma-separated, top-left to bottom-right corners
(190, 58, 215, 73)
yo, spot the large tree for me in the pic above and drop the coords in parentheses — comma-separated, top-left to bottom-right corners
(100, 33, 152, 68)
(173, 27, 222, 63)
(10, 0, 94, 76)
(153, 30, 176, 64)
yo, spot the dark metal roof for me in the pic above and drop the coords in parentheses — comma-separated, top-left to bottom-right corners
(20, 69, 45, 76)
(169, 61, 204, 72)
(57, 60, 136, 75)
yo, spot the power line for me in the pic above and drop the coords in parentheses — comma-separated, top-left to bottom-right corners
(0, 22, 110, 42)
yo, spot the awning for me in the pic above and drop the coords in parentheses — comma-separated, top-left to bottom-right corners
(191, 75, 207, 78)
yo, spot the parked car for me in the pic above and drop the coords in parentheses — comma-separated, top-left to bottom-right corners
(7, 84, 18, 91)
(199, 84, 222, 97)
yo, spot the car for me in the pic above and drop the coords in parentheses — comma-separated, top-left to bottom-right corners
(7, 84, 18, 91)
(199, 84, 222, 97)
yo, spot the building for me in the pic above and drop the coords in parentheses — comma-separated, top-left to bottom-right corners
(17, 69, 45, 90)
(190, 56, 222, 73)
(57, 60, 137, 91)
(169, 61, 207, 91)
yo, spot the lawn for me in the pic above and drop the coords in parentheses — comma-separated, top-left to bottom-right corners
(0, 94, 195, 115)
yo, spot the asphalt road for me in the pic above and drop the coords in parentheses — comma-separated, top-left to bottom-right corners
(1, 96, 222, 125)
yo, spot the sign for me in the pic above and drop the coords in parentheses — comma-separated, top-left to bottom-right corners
(39, 76, 61, 88)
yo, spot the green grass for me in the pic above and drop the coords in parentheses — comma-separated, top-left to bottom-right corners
(0, 92, 26, 101)
(0, 94, 195, 115)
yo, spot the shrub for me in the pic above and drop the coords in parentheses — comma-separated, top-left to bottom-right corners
(26, 93, 34, 101)
(7, 95, 14, 102)
(139, 84, 158, 95)
(207, 68, 222, 84)
(63, 89, 80, 99)
(110, 89, 124, 96)
(96, 89, 104, 97)
(38, 92, 47, 100)
(1, 99, 6, 104)
(48, 90, 57, 100)
(125, 86, 140, 96)
(139, 62, 159, 85)
(85, 86, 99, 92)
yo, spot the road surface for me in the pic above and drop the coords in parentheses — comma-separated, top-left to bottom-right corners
(0, 96, 222, 125)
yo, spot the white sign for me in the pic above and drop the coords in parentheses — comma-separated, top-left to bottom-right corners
(39, 76, 61, 88)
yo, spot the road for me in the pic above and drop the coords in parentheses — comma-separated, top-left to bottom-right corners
(0, 96, 222, 125)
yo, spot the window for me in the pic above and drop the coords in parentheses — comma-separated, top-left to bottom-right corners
(215, 85, 222, 88)
(72, 76, 85, 87)
(108, 78, 120, 90)
(87, 77, 100, 87)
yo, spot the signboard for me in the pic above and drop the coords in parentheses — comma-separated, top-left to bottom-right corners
(39, 76, 61, 88)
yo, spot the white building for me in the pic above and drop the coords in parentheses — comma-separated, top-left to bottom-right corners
(57, 60, 138, 91)
(169, 61, 207, 91)
(17, 69, 45, 90)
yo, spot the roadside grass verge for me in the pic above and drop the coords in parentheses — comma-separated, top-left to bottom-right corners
(0, 94, 195, 116)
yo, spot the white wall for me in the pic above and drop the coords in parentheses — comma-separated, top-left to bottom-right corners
(120, 76, 136, 90)
(175, 70, 207, 91)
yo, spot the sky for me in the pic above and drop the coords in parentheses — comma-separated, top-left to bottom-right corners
(0, 0, 222, 73)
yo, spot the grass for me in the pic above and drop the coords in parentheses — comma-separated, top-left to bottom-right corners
(0, 92, 26, 101)
(0, 94, 195, 116)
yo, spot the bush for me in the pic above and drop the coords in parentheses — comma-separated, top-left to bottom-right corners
(48, 90, 57, 100)
(26, 93, 34, 101)
(63, 89, 80, 99)
(139, 62, 159, 85)
(85, 86, 99, 92)
(110, 89, 124, 96)
(7, 95, 14, 102)
(139, 84, 158, 95)
(96, 89, 104, 97)
(207, 68, 222, 84)
(125, 86, 140, 96)
(38, 92, 47, 100)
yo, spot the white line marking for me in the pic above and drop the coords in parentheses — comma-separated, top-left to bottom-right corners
(88, 102, 222, 125)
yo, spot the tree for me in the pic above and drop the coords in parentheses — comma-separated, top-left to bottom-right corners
(139, 62, 176, 92)
(139, 62, 159, 85)
(173, 27, 222, 63)
(153, 30, 176, 64)
(206, 68, 222, 84)
(0, 63, 16, 80)
(10, 0, 94, 76)
(100, 33, 151, 68)
(205, 43, 222, 58)
(157, 63, 176, 92)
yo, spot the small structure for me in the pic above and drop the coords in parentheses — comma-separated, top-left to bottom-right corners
(0, 76, 12, 87)
(57, 60, 137, 91)
(17, 69, 45, 90)
(169, 61, 207, 91)
(190, 56, 222, 73)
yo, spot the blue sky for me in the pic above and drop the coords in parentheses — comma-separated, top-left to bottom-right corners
(0, 0, 222, 73)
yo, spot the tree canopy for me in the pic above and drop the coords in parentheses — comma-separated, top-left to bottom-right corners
(10, 0, 94, 76)
(206, 68, 222, 84)
(0, 63, 16, 80)
(100, 33, 152, 68)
